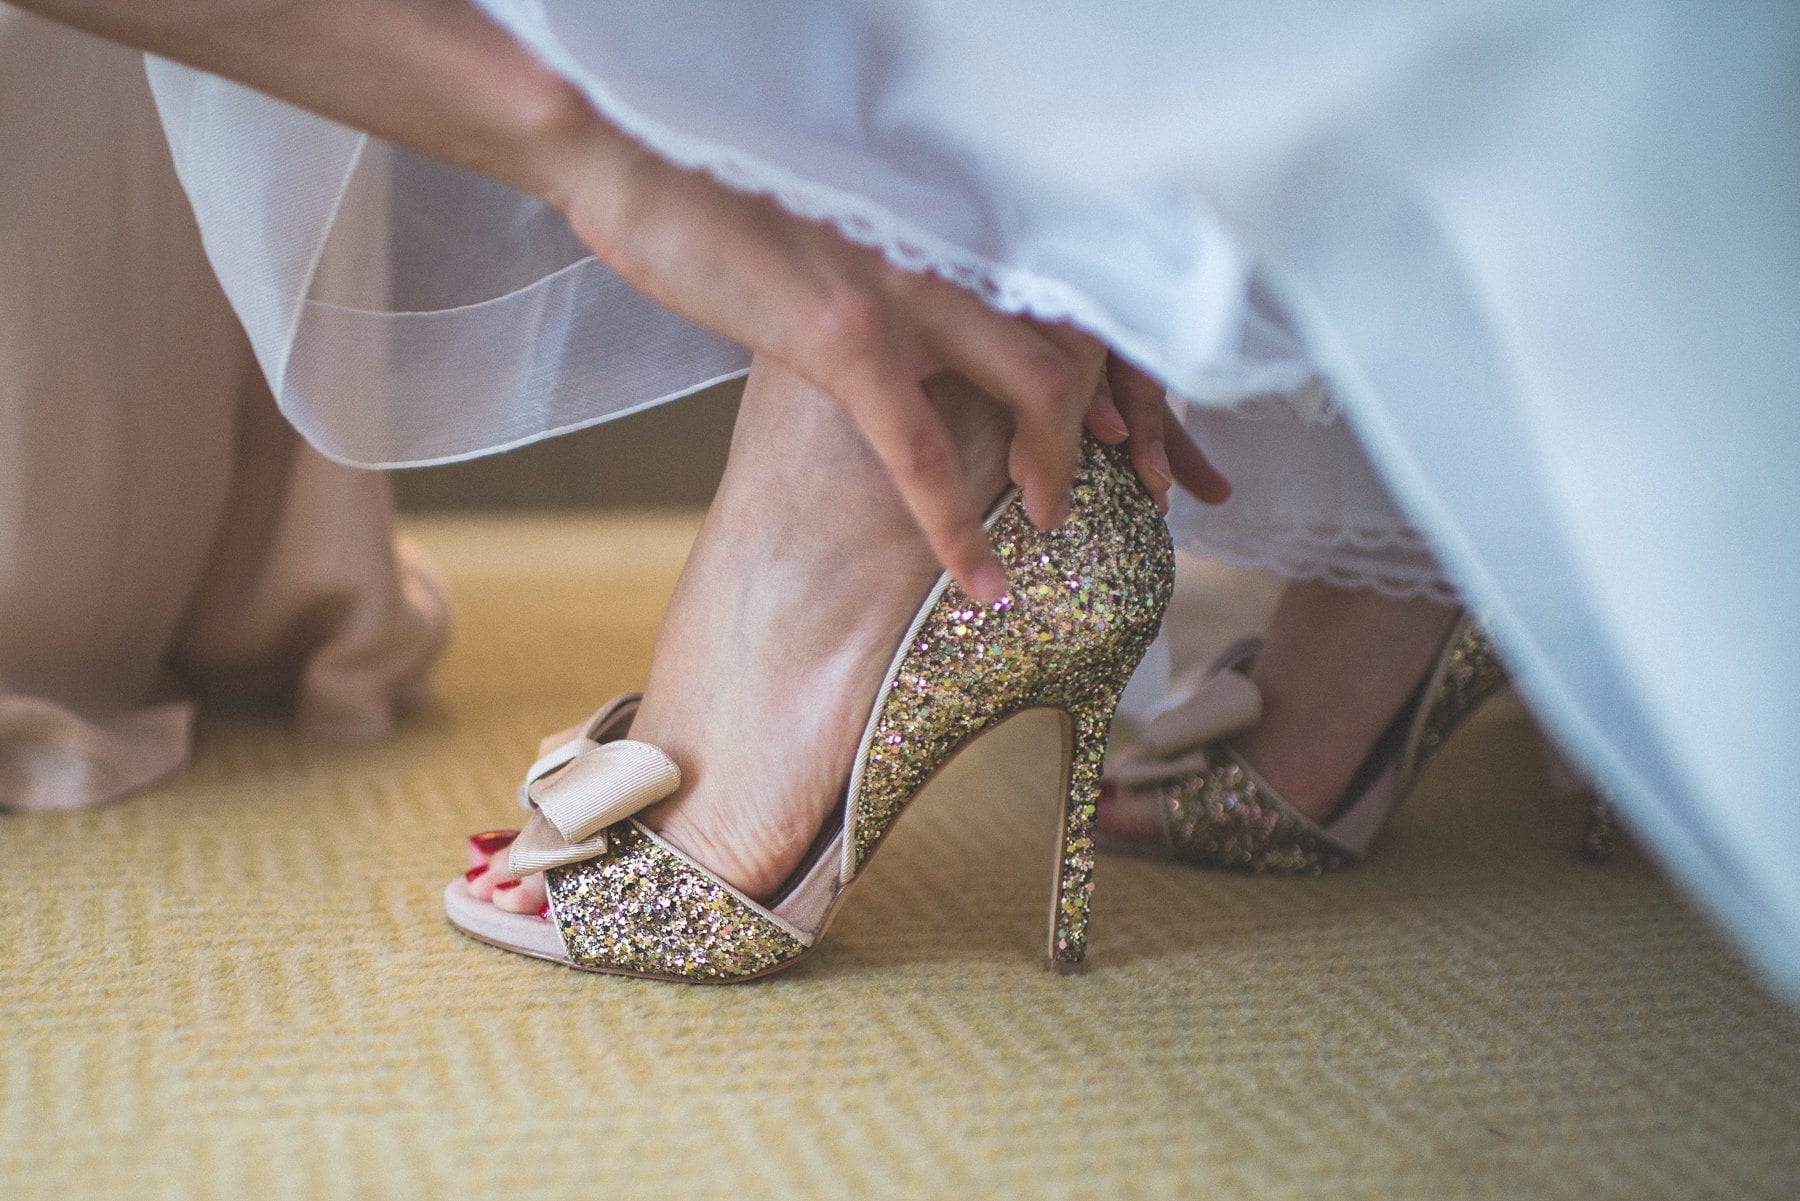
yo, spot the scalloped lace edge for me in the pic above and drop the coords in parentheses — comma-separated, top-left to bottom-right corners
(1196, 542, 1458, 603)
(1182, 521, 1456, 604)
(494, 20, 1362, 426)
(522, 48, 1205, 391)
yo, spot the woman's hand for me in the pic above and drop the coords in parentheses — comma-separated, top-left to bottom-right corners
(21, 0, 1223, 602)
(550, 136, 1108, 603)
(552, 140, 1233, 601)
(1084, 355, 1232, 514)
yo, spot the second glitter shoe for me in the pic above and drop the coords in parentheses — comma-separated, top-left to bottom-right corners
(443, 438, 1174, 982)
(1098, 614, 1508, 874)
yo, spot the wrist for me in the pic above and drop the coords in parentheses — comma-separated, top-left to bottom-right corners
(524, 96, 660, 261)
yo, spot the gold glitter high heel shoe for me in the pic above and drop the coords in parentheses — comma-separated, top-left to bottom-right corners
(1100, 613, 1506, 874)
(443, 437, 1174, 981)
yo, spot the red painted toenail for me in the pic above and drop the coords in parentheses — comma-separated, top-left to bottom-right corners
(493, 879, 521, 892)
(470, 830, 518, 855)
(463, 865, 486, 883)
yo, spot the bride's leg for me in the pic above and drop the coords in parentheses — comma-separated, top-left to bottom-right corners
(1099, 581, 1456, 838)
(473, 354, 1013, 911)
(1231, 582, 1456, 820)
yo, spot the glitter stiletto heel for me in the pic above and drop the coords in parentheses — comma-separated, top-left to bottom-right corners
(443, 437, 1174, 981)
(1101, 613, 1507, 874)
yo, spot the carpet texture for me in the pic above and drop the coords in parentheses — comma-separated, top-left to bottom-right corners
(5, 513, 1796, 1200)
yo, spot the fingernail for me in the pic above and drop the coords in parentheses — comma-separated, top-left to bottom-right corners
(1149, 442, 1174, 490)
(537, 903, 552, 919)
(1155, 490, 1170, 516)
(470, 830, 517, 855)
(969, 561, 1009, 606)
(463, 865, 485, 884)
(493, 879, 521, 892)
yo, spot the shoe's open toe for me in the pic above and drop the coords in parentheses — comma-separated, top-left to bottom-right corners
(443, 878, 570, 963)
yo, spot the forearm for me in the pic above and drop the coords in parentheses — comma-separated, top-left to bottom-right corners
(17, 2, 1116, 595)
(16, 0, 624, 202)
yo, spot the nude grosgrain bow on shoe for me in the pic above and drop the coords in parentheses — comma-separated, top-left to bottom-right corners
(506, 699, 681, 876)
(1106, 639, 1264, 787)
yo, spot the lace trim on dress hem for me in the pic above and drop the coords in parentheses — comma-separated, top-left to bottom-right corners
(1193, 539, 1459, 604)
(693, 159, 1108, 336)
(486, 22, 1192, 392)
(1179, 516, 1438, 553)
(1180, 516, 1455, 603)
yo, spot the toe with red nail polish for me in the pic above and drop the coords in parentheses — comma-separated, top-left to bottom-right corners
(470, 830, 518, 855)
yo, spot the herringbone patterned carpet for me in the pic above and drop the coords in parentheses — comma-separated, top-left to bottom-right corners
(4, 514, 1796, 1199)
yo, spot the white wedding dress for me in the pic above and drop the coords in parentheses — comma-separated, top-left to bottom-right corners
(139, 2, 1798, 994)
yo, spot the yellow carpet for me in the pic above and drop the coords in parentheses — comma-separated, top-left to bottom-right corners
(5, 513, 1796, 1200)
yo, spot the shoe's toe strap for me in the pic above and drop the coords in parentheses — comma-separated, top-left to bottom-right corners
(508, 737, 680, 876)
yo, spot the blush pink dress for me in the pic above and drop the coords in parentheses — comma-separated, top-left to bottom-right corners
(0, 9, 448, 811)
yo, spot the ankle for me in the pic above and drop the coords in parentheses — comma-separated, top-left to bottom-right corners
(627, 359, 1022, 901)
(1233, 586, 1460, 823)
(1234, 717, 1361, 822)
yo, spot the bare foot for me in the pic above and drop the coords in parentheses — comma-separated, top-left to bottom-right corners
(474, 357, 1014, 906)
(463, 830, 547, 915)
(633, 362, 1016, 898)
(1100, 581, 1457, 836)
